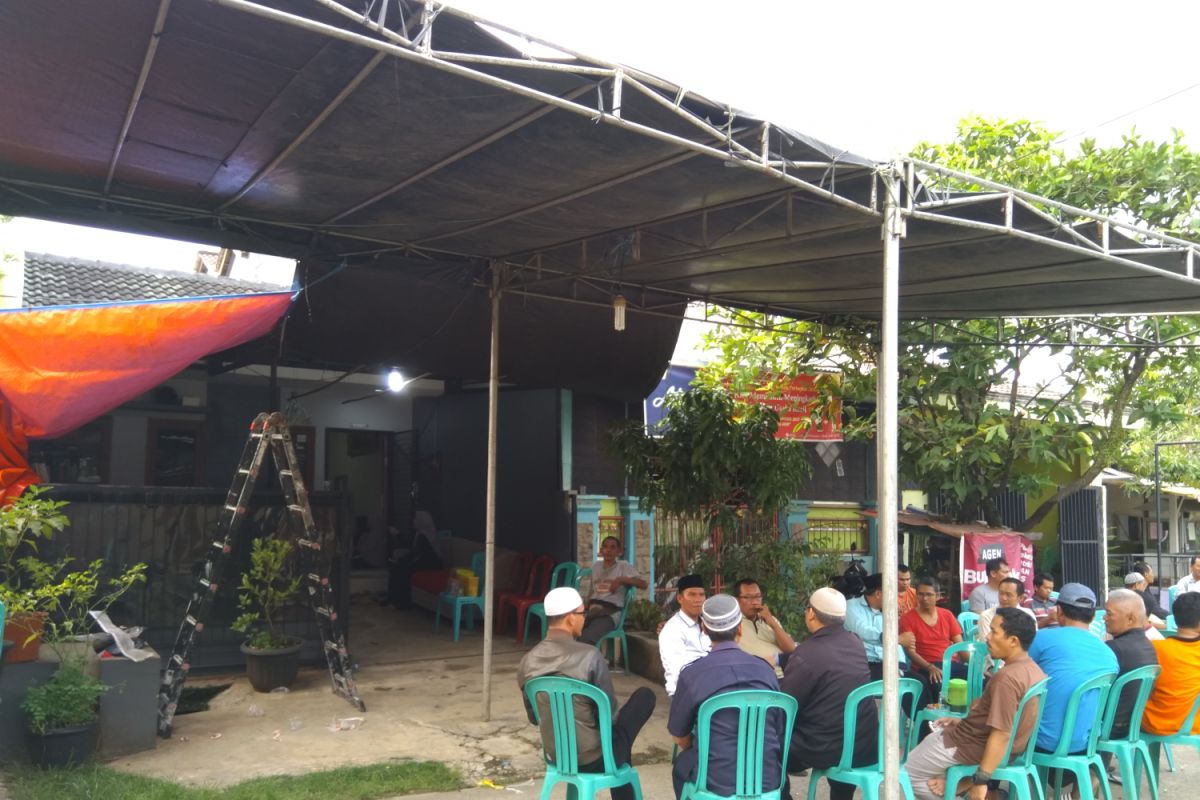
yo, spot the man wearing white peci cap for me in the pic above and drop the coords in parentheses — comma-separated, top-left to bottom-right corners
(517, 586, 656, 800)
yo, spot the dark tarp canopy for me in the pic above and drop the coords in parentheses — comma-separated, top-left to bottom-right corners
(5, 0, 1197, 402)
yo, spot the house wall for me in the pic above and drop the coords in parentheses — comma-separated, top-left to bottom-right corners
(422, 388, 570, 561)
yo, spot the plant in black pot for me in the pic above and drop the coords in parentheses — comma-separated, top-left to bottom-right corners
(20, 554, 146, 768)
(231, 537, 303, 692)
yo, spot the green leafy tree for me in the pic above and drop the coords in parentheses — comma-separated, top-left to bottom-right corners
(606, 387, 811, 534)
(702, 118, 1200, 529)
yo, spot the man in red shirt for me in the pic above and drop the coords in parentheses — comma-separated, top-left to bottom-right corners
(901, 577, 965, 708)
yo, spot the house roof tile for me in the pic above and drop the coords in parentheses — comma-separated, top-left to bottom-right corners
(21, 252, 284, 307)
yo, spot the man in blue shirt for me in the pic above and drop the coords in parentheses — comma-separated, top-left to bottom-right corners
(668, 594, 783, 799)
(845, 573, 914, 680)
(1027, 583, 1118, 757)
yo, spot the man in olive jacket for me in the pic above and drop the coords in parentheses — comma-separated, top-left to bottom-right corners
(517, 587, 655, 800)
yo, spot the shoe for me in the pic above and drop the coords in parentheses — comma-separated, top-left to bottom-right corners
(1107, 766, 1123, 785)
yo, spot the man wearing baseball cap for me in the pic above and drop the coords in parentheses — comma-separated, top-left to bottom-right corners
(1027, 582, 1117, 776)
(668, 593, 783, 799)
(781, 586, 879, 800)
(517, 586, 656, 800)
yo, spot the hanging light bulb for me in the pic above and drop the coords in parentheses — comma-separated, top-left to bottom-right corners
(613, 294, 627, 331)
(386, 368, 405, 393)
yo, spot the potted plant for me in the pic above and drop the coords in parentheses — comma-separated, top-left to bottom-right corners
(231, 537, 303, 692)
(0, 487, 69, 662)
(19, 555, 146, 768)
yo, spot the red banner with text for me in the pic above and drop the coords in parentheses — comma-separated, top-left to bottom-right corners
(960, 532, 1036, 599)
(732, 374, 842, 441)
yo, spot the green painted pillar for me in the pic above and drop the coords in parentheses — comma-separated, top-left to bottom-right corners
(783, 500, 812, 541)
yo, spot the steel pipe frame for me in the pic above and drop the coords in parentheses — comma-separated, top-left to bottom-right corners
(104, 0, 173, 195)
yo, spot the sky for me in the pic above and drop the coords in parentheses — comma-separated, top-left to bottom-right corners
(4, 0, 1198, 290)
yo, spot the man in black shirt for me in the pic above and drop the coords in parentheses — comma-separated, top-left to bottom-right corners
(779, 587, 877, 800)
(1102, 588, 1159, 779)
(1133, 561, 1169, 620)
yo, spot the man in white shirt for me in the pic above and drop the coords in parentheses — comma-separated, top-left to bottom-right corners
(580, 535, 648, 644)
(658, 574, 710, 696)
(1174, 554, 1200, 596)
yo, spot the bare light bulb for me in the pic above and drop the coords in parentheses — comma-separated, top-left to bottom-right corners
(386, 368, 405, 393)
(613, 294, 627, 331)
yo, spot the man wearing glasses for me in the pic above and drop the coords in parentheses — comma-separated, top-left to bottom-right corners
(517, 586, 656, 800)
(731, 578, 796, 677)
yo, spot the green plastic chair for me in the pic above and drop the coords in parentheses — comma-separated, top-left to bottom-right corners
(680, 689, 797, 800)
(1096, 664, 1161, 800)
(957, 611, 980, 640)
(941, 677, 1050, 800)
(595, 588, 634, 672)
(1032, 672, 1117, 800)
(809, 678, 923, 800)
(432, 552, 486, 642)
(910, 640, 987, 749)
(523, 675, 643, 800)
(1142, 691, 1200, 783)
(523, 562, 581, 644)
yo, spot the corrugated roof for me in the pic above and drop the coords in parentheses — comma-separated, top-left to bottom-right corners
(21, 252, 284, 307)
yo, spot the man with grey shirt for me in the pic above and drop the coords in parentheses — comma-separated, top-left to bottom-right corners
(518, 586, 656, 800)
(581, 535, 648, 644)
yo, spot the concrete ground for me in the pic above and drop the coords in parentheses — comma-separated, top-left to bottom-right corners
(59, 598, 1200, 798)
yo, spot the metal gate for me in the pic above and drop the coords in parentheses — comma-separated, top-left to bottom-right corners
(1059, 487, 1107, 597)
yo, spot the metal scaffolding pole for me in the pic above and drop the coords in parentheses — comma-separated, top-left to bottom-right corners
(482, 264, 502, 720)
(878, 165, 904, 800)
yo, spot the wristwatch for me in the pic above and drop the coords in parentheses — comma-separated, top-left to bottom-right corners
(971, 770, 992, 786)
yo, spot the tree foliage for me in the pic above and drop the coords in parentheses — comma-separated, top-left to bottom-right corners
(703, 118, 1200, 528)
(606, 387, 811, 533)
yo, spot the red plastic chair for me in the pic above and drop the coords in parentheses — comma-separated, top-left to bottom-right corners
(497, 555, 554, 640)
(493, 551, 532, 629)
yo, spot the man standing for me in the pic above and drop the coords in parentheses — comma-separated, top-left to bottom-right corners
(580, 535, 648, 644)
(517, 587, 656, 800)
(1143, 592, 1200, 737)
(1172, 554, 1200, 596)
(668, 594, 783, 799)
(659, 574, 710, 696)
(968, 557, 1010, 613)
(1028, 583, 1118, 756)
(904, 608, 1046, 800)
(1102, 588, 1159, 780)
(900, 578, 965, 705)
(731, 578, 796, 677)
(898, 564, 919, 616)
(1025, 572, 1058, 628)
(845, 573, 914, 680)
(781, 587, 879, 800)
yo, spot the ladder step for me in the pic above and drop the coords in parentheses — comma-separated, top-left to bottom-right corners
(307, 573, 328, 586)
(298, 538, 321, 551)
(315, 606, 337, 620)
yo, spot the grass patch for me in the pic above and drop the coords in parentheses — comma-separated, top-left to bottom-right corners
(4, 760, 462, 800)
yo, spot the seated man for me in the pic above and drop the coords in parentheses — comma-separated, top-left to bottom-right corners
(668, 594, 783, 799)
(1028, 582, 1118, 781)
(1143, 591, 1200, 737)
(898, 564, 919, 616)
(731, 578, 796, 677)
(976, 578, 1037, 653)
(517, 586, 656, 800)
(900, 578, 965, 706)
(1103, 588, 1159, 779)
(1173, 554, 1200, 596)
(580, 535, 648, 645)
(781, 587, 878, 800)
(968, 557, 1009, 613)
(1132, 561, 1169, 621)
(659, 574, 710, 696)
(1123, 572, 1167, 630)
(905, 608, 1046, 800)
(1023, 572, 1058, 628)
(845, 572, 914, 681)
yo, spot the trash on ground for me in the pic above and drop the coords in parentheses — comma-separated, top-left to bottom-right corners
(328, 716, 365, 732)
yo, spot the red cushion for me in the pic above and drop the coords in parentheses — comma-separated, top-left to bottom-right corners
(412, 569, 451, 594)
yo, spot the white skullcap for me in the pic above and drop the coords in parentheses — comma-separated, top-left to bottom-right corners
(810, 587, 847, 617)
(544, 586, 584, 617)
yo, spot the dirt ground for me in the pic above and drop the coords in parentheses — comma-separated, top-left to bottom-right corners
(106, 598, 675, 789)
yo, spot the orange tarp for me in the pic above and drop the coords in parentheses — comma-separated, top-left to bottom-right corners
(0, 292, 293, 501)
